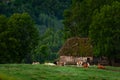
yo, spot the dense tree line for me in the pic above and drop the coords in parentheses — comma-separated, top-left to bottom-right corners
(0, 0, 71, 24)
(63, 0, 119, 38)
(63, 0, 120, 65)
(89, 1, 120, 64)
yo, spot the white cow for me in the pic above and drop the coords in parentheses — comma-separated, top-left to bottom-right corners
(32, 62, 40, 65)
(76, 60, 83, 67)
(44, 62, 55, 66)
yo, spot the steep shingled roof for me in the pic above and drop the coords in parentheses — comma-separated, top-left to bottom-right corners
(58, 37, 93, 57)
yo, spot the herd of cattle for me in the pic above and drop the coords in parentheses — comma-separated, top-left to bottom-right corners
(32, 61, 105, 69)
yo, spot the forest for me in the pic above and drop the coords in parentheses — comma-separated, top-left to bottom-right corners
(0, 0, 72, 63)
(0, 0, 120, 64)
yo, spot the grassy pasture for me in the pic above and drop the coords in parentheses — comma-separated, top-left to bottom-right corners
(0, 64, 120, 80)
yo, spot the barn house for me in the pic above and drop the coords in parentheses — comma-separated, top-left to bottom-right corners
(58, 37, 93, 65)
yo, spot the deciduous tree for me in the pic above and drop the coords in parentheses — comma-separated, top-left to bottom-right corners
(89, 1, 120, 64)
(0, 13, 39, 63)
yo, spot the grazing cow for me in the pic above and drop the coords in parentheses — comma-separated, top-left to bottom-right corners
(82, 62, 90, 68)
(44, 62, 55, 66)
(76, 60, 83, 67)
(97, 64, 105, 69)
(57, 61, 66, 66)
(32, 62, 40, 65)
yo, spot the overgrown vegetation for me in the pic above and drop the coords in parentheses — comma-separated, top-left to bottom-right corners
(59, 37, 93, 56)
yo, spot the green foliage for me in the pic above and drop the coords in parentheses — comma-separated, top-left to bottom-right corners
(63, 0, 91, 38)
(89, 1, 120, 59)
(38, 13, 63, 33)
(0, 0, 71, 63)
(0, 0, 72, 23)
(33, 28, 64, 63)
(63, 0, 120, 38)
(34, 45, 51, 63)
(0, 13, 39, 63)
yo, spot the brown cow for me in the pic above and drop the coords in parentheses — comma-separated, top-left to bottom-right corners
(97, 64, 105, 69)
(82, 62, 90, 68)
(57, 61, 66, 66)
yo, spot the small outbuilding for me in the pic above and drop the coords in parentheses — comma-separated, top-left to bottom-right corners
(58, 37, 93, 65)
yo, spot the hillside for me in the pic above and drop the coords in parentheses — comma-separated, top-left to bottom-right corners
(0, 0, 71, 23)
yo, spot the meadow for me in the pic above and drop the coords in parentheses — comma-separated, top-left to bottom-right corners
(0, 64, 120, 80)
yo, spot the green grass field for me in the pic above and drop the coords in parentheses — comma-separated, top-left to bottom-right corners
(0, 64, 120, 80)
